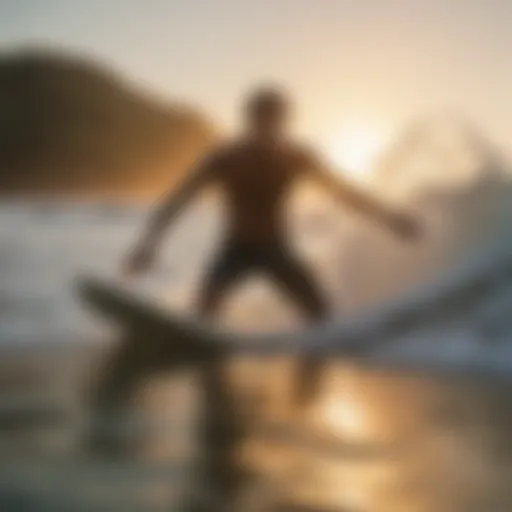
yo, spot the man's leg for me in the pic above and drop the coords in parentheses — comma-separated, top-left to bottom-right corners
(193, 243, 252, 511)
(197, 243, 248, 317)
(264, 247, 329, 407)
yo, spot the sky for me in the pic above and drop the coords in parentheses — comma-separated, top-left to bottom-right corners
(2, 0, 512, 174)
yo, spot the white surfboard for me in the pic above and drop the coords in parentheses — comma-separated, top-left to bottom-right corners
(76, 242, 512, 377)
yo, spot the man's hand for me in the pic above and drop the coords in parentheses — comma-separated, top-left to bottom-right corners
(121, 244, 156, 278)
(386, 211, 421, 241)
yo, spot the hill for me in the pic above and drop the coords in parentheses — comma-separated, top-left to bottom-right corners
(0, 50, 216, 196)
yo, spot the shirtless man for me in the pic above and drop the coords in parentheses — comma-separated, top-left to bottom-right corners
(123, 86, 419, 406)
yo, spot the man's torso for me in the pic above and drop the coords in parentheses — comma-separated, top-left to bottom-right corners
(210, 139, 314, 244)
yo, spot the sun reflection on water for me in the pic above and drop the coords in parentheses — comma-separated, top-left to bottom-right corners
(320, 366, 371, 443)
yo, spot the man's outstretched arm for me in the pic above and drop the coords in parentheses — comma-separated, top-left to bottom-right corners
(122, 154, 219, 276)
(305, 152, 419, 239)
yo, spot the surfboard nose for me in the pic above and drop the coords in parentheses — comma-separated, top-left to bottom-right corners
(75, 275, 227, 368)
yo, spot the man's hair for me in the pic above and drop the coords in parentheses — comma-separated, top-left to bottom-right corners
(245, 86, 291, 120)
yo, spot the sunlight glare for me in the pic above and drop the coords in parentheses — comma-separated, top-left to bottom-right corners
(329, 123, 387, 181)
(323, 391, 367, 441)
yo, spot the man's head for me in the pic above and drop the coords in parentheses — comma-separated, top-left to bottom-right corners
(244, 86, 292, 138)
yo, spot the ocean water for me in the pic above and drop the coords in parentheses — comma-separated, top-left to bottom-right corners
(0, 199, 350, 510)
(0, 198, 351, 341)
(2, 200, 512, 511)
(0, 200, 180, 342)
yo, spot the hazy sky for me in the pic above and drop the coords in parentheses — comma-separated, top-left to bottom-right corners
(2, 0, 512, 167)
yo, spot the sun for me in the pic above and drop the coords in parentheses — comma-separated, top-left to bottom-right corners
(328, 122, 387, 181)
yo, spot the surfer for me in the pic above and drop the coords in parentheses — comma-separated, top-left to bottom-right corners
(122, 86, 420, 406)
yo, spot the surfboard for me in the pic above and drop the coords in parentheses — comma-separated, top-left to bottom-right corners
(76, 275, 229, 368)
(77, 240, 512, 377)
(78, 277, 212, 337)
